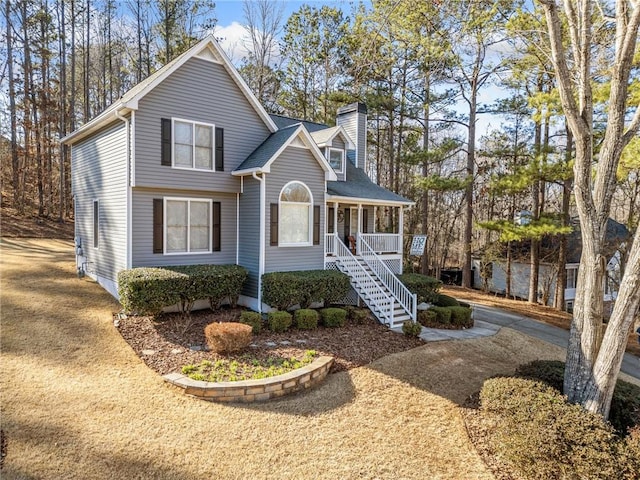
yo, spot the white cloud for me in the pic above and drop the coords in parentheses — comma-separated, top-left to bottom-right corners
(213, 22, 252, 64)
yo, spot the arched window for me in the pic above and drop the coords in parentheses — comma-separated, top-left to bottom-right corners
(279, 181, 313, 245)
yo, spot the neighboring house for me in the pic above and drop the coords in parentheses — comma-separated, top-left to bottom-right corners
(62, 36, 415, 328)
(472, 218, 629, 314)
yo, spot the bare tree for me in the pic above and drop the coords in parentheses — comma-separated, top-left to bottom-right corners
(539, 0, 640, 419)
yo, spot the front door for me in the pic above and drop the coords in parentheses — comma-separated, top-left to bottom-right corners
(344, 208, 350, 244)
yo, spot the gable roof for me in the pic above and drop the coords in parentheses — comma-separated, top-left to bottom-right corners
(233, 124, 338, 181)
(310, 126, 355, 149)
(269, 114, 328, 133)
(327, 161, 413, 206)
(62, 36, 277, 145)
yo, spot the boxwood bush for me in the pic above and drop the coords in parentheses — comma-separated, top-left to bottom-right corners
(118, 265, 248, 317)
(429, 306, 451, 324)
(320, 307, 347, 328)
(417, 309, 438, 327)
(294, 309, 319, 330)
(402, 320, 422, 337)
(239, 311, 262, 334)
(514, 360, 640, 435)
(117, 267, 184, 317)
(479, 376, 633, 479)
(261, 270, 350, 311)
(267, 311, 292, 333)
(433, 293, 460, 307)
(448, 306, 473, 328)
(398, 273, 441, 304)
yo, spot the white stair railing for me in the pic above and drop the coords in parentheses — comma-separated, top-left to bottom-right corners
(333, 234, 394, 326)
(358, 235, 417, 322)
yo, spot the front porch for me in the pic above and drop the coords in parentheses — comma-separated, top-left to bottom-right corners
(324, 202, 405, 275)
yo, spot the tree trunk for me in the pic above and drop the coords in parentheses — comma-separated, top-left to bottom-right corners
(462, 84, 476, 288)
(554, 126, 573, 310)
(6, 0, 20, 211)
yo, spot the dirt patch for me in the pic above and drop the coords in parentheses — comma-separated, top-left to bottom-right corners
(443, 285, 640, 357)
(1, 204, 74, 239)
(117, 309, 423, 376)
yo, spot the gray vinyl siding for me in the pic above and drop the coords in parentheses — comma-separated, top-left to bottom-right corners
(238, 176, 261, 298)
(131, 189, 237, 267)
(71, 121, 128, 283)
(134, 56, 271, 193)
(265, 147, 325, 273)
(336, 113, 366, 169)
(331, 136, 346, 150)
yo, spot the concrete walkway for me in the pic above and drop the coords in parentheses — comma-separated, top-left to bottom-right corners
(395, 303, 640, 381)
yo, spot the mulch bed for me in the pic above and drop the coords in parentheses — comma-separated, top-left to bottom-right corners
(116, 307, 424, 376)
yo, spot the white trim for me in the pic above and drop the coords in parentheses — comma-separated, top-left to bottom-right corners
(326, 194, 414, 207)
(327, 147, 345, 173)
(278, 181, 314, 247)
(171, 117, 215, 171)
(62, 36, 277, 145)
(310, 126, 355, 150)
(252, 172, 266, 313)
(114, 110, 133, 269)
(231, 125, 338, 181)
(162, 197, 214, 255)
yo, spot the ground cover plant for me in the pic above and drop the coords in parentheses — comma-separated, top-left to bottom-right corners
(181, 350, 318, 382)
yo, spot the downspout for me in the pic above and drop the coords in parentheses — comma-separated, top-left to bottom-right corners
(252, 171, 266, 312)
(115, 109, 132, 270)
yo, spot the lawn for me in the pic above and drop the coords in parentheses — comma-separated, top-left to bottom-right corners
(3, 238, 634, 479)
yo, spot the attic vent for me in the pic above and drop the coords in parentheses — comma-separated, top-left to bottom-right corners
(195, 46, 221, 63)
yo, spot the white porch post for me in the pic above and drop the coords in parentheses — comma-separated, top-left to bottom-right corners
(357, 203, 362, 254)
(399, 206, 404, 272)
(333, 201, 338, 238)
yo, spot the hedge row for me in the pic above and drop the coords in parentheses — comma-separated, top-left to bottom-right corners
(418, 305, 473, 329)
(479, 376, 639, 479)
(261, 270, 350, 311)
(117, 265, 248, 317)
(398, 273, 441, 304)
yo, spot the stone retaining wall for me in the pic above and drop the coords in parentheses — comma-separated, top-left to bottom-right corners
(163, 356, 334, 402)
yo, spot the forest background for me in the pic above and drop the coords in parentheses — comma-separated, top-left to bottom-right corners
(1, 0, 638, 311)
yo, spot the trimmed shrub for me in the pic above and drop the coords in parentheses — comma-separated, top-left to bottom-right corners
(433, 293, 460, 307)
(117, 267, 184, 317)
(429, 306, 451, 324)
(621, 427, 640, 479)
(479, 376, 624, 479)
(417, 309, 438, 327)
(261, 270, 350, 311)
(399, 273, 441, 303)
(402, 320, 422, 337)
(294, 309, 319, 330)
(458, 300, 471, 308)
(118, 265, 248, 317)
(448, 306, 473, 328)
(515, 360, 640, 435)
(238, 311, 262, 334)
(320, 308, 347, 328)
(345, 306, 369, 324)
(204, 322, 252, 354)
(267, 311, 292, 333)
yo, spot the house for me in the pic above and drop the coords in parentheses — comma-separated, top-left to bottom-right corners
(62, 36, 415, 328)
(472, 218, 629, 314)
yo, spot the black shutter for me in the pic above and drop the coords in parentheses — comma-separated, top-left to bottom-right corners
(328, 207, 335, 234)
(212, 201, 221, 252)
(344, 208, 350, 243)
(161, 118, 171, 166)
(215, 127, 224, 171)
(362, 208, 369, 234)
(313, 205, 320, 245)
(153, 199, 163, 253)
(270, 203, 278, 246)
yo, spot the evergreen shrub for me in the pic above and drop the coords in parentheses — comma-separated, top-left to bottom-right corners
(261, 270, 350, 311)
(320, 308, 347, 327)
(267, 311, 292, 333)
(294, 309, 319, 330)
(398, 273, 441, 303)
(239, 311, 262, 334)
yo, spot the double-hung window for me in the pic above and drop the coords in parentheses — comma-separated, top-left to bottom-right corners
(165, 198, 212, 254)
(327, 148, 344, 173)
(173, 119, 214, 170)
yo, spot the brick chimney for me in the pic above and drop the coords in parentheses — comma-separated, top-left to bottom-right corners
(336, 102, 367, 169)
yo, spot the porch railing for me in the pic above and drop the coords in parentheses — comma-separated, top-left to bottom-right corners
(359, 233, 401, 254)
(332, 234, 394, 326)
(325, 233, 336, 256)
(358, 235, 417, 322)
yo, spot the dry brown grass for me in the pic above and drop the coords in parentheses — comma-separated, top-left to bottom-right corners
(443, 285, 640, 357)
(3, 239, 635, 479)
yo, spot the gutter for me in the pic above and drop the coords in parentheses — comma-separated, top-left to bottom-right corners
(114, 109, 132, 270)
(252, 171, 266, 313)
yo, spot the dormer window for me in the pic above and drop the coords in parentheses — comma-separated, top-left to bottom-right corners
(327, 148, 344, 173)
